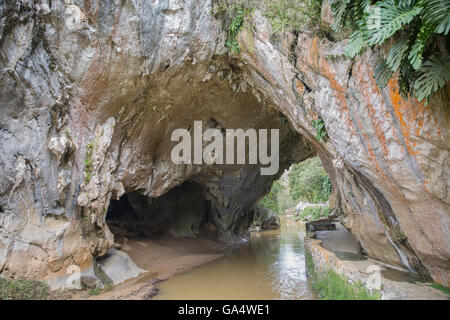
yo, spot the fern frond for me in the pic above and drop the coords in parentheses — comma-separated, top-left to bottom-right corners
(364, 0, 422, 45)
(345, 29, 366, 58)
(422, 0, 450, 34)
(409, 41, 426, 70)
(408, 22, 435, 70)
(330, 0, 349, 32)
(413, 55, 450, 102)
(386, 36, 410, 71)
(375, 59, 394, 88)
(398, 62, 415, 95)
(329, 0, 449, 103)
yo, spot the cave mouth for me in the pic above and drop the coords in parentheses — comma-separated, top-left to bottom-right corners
(106, 181, 219, 245)
(255, 155, 333, 221)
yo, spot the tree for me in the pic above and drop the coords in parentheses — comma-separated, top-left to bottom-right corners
(288, 157, 332, 203)
(259, 180, 284, 212)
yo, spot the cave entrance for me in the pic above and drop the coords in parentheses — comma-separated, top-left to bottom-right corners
(256, 156, 333, 221)
(106, 181, 217, 247)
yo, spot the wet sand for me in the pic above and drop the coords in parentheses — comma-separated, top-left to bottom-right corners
(123, 234, 226, 279)
(70, 222, 227, 300)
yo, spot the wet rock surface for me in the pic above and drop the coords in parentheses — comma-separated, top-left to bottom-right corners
(0, 0, 448, 288)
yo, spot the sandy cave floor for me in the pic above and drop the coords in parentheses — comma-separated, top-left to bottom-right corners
(67, 221, 227, 300)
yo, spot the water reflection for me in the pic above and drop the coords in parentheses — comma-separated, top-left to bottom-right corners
(154, 218, 317, 300)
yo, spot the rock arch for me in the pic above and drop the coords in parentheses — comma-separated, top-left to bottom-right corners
(0, 1, 448, 286)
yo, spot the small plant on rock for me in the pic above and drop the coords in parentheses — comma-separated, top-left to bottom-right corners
(226, 8, 247, 54)
(312, 118, 328, 141)
(84, 140, 95, 182)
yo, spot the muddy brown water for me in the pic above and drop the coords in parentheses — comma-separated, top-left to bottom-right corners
(154, 218, 317, 300)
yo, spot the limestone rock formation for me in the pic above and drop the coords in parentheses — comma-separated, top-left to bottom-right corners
(0, 0, 448, 287)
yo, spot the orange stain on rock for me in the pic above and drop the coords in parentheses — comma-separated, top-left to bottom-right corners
(387, 78, 428, 160)
(318, 52, 353, 133)
(354, 61, 390, 158)
(319, 55, 345, 93)
(311, 37, 320, 68)
(295, 78, 305, 96)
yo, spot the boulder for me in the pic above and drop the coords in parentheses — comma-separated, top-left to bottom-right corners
(262, 215, 281, 230)
(81, 276, 101, 289)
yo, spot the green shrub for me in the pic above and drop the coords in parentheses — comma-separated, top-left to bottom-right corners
(218, 0, 323, 53)
(0, 277, 50, 300)
(259, 156, 332, 214)
(226, 8, 247, 54)
(259, 0, 323, 34)
(259, 180, 285, 212)
(297, 205, 332, 221)
(288, 157, 332, 204)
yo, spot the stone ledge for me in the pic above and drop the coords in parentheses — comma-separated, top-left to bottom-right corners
(305, 236, 448, 300)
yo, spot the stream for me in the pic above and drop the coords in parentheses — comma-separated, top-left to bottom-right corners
(154, 218, 317, 300)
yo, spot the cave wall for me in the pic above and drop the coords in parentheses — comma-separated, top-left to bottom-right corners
(0, 0, 448, 286)
(0, 0, 313, 280)
(235, 7, 449, 285)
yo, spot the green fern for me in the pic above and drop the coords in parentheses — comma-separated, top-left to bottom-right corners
(408, 22, 435, 70)
(345, 29, 366, 58)
(363, 0, 422, 46)
(386, 36, 410, 71)
(331, 0, 371, 32)
(398, 61, 415, 94)
(331, 0, 349, 32)
(374, 59, 394, 88)
(413, 55, 450, 102)
(422, 0, 450, 34)
(333, 0, 450, 103)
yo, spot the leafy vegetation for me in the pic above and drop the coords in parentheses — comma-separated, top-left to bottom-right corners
(331, 0, 450, 103)
(218, 0, 323, 53)
(258, 157, 332, 215)
(84, 140, 95, 182)
(312, 269, 381, 299)
(312, 118, 328, 141)
(258, 0, 323, 34)
(0, 277, 50, 300)
(305, 253, 380, 300)
(259, 180, 286, 212)
(430, 283, 450, 295)
(288, 157, 332, 204)
(87, 284, 113, 297)
(297, 205, 332, 221)
(226, 7, 247, 54)
(259, 177, 298, 214)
